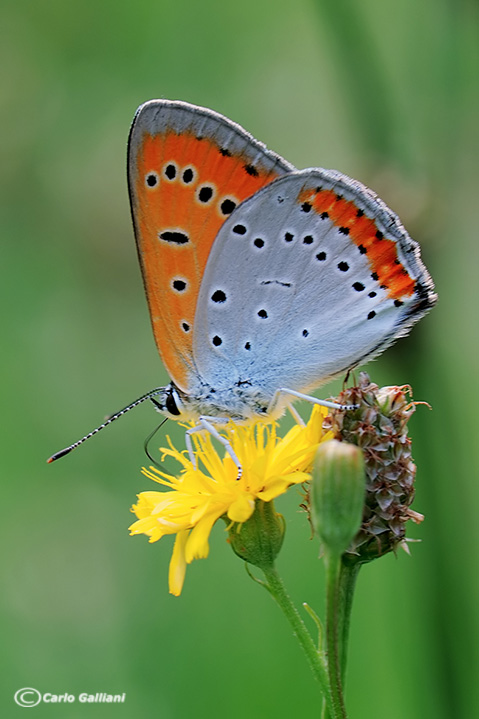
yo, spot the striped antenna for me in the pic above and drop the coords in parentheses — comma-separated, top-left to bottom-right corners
(47, 387, 167, 463)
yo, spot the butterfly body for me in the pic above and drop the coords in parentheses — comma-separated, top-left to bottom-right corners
(156, 380, 276, 423)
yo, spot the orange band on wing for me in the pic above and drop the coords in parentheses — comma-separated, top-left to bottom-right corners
(132, 130, 285, 389)
(299, 188, 415, 299)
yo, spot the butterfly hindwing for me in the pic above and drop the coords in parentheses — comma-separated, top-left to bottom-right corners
(127, 100, 294, 392)
(193, 169, 436, 397)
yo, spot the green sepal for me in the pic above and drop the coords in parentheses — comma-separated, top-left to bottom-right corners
(226, 499, 285, 569)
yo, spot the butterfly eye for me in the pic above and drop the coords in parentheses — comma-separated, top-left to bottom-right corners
(165, 388, 181, 416)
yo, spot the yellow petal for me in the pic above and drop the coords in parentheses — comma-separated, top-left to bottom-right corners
(168, 530, 189, 596)
(129, 516, 160, 536)
(227, 493, 255, 523)
(185, 511, 223, 563)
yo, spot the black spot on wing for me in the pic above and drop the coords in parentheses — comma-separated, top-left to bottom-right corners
(260, 280, 292, 288)
(146, 173, 158, 187)
(198, 186, 213, 203)
(159, 231, 189, 245)
(221, 199, 236, 215)
(211, 290, 227, 303)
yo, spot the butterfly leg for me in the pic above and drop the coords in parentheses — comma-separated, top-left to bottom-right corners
(287, 403, 306, 427)
(268, 388, 358, 415)
(185, 416, 243, 477)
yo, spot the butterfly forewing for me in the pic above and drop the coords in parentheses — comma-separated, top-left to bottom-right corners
(128, 100, 294, 392)
(193, 170, 436, 398)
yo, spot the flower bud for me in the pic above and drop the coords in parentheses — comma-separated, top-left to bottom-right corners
(310, 439, 366, 556)
(227, 499, 285, 569)
(325, 372, 424, 562)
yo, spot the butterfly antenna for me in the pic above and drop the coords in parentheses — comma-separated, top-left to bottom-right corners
(47, 387, 167, 463)
(144, 417, 169, 468)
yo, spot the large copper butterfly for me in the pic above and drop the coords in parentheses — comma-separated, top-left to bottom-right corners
(48, 100, 436, 463)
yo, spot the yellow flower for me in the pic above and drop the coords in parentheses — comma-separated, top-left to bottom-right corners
(129, 406, 332, 595)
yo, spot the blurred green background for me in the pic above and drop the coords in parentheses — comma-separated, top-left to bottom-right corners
(1, 0, 477, 717)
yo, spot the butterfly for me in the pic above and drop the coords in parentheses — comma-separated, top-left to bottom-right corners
(48, 99, 436, 464)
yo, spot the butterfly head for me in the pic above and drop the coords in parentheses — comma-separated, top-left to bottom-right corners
(149, 382, 216, 422)
(150, 382, 188, 420)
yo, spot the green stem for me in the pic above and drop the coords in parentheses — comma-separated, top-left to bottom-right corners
(337, 560, 361, 685)
(261, 565, 336, 717)
(323, 553, 348, 719)
(322, 558, 362, 719)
